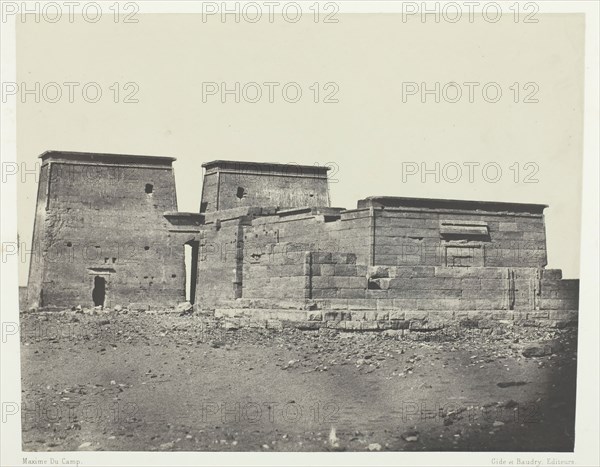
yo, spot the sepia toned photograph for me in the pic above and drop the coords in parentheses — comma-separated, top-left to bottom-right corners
(1, 2, 598, 466)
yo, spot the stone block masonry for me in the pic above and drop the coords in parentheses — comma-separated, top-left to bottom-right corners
(211, 306, 578, 334)
(200, 160, 330, 213)
(26, 151, 184, 309)
(25, 153, 579, 330)
(222, 248, 578, 324)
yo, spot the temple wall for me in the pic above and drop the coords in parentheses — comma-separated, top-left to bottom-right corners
(26, 154, 183, 309)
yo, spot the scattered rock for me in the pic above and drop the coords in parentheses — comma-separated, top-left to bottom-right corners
(18, 310, 577, 451)
(401, 431, 419, 442)
(500, 399, 519, 408)
(176, 302, 193, 314)
(328, 426, 340, 448)
(224, 321, 239, 331)
(497, 381, 527, 388)
(522, 340, 564, 358)
(382, 329, 401, 338)
(522, 346, 548, 358)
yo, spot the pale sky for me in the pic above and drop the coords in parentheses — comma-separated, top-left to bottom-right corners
(16, 13, 584, 283)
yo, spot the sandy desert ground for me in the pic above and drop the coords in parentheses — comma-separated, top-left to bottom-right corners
(19, 309, 577, 452)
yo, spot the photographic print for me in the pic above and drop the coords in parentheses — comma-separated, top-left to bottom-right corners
(1, 2, 598, 466)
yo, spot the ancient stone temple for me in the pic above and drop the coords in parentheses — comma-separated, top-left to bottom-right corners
(25, 151, 579, 328)
(27, 151, 182, 308)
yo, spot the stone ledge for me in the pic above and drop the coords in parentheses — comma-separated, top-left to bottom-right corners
(215, 308, 308, 321)
(208, 308, 578, 332)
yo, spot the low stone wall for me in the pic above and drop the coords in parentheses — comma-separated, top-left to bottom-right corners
(212, 306, 578, 332)
(364, 265, 579, 312)
(309, 252, 366, 299)
(238, 247, 579, 314)
(242, 243, 311, 300)
(209, 248, 579, 332)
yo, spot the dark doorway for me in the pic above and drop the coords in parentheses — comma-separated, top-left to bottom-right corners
(184, 241, 199, 304)
(92, 276, 106, 307)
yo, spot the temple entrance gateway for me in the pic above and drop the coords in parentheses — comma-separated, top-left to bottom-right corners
(92, 276, 106, 307)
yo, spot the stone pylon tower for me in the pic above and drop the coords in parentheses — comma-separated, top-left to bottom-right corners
(26, 151, 183, 309)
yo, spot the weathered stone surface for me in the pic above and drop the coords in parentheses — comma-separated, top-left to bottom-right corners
(363, 311, 378, 321)
(324, 311, 351, 322)
(368, 266, 390, 279)
(338, 289, 367, 299)
(368, 278, 391, 290)
(409, 319, 445, 331)
(382, 329, 402, 338)
(315, 299, 348, 310)
(25, 153, 577, 325)
(346, 299, 377, 311)
(405, 311, 428, 321)
(492, 311, 514, 320)
(521, 340, 562, 357)
(460, 318, 479, 329)
(350, 310, 366, 321)
(307, 310, 322, 321)
(548, 310, 578, 321)
(344, 320, 362, 331)
(176, 302, 193, 313)
(390, 319, 410, 330)
(215, 309, 244, 318)
(265, 319, 283, 330)
(223, 320, 240, 330)
(527, 311, 549, 319)
(27, 152, 184, 309)
(389, 310, 405, 320)
(360, 321, 379, 331)
(295, 321, 324, 330)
